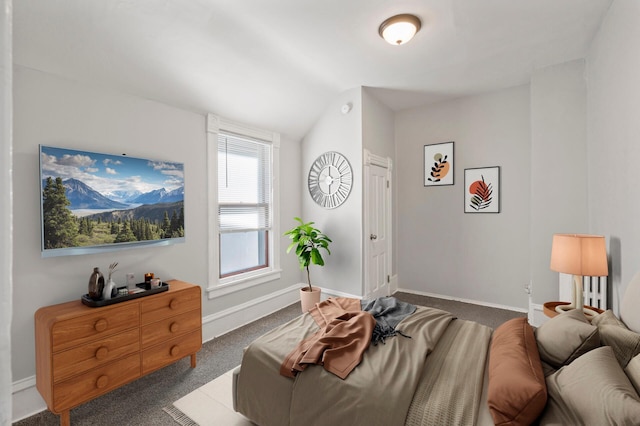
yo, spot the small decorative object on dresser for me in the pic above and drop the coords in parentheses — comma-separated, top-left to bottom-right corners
(102, 262, 119, 300)
(87, 267, 104, 301)
(284, 217, 331, 312)
(35, 279, 202, 426)
(102, 279, 116, 300)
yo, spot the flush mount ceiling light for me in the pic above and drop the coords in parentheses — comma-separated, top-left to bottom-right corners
(378, 14, 422, 45)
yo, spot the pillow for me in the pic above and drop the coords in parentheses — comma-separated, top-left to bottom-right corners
(536, 389, 581, 425)
(592, 309, 627, 328)
(626, 353, 640, 395)
(487, 317, 547, 426)
(539, 346, 640, 425)
(598, 324, 640, 368)
(591, 309, 640, 368)
(535, 309, 599, 368)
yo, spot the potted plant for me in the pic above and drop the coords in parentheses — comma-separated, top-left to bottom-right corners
(284, 217, 332, 312)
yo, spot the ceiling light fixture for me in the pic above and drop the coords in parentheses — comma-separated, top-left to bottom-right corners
(378, 14, 421, 46)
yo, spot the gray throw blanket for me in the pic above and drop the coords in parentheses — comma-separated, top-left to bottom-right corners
(361, 297, 417, 345)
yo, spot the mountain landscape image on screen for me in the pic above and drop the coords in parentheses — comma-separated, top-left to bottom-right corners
(40, 145, 185, 253)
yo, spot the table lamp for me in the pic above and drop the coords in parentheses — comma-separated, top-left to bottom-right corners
(550, 234, 608, 318)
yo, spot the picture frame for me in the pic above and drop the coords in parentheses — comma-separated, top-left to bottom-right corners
(464, 166, 500, 213)
(40, 145, 185, 257)
(424, 142, 454, 186)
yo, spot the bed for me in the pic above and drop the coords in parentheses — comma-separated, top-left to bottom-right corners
(232, 282, 640, 426)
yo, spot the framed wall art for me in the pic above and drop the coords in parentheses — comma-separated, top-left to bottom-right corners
(424, 142, 454, 186)
(40, 145, 185, 257)
(464, 166, 500, 213)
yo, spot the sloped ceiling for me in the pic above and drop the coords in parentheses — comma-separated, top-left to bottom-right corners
(14, 0, 612, 140)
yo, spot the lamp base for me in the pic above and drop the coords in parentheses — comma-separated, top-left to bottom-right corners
(543, 301, 603, 319)
(554, 303, 600, 320)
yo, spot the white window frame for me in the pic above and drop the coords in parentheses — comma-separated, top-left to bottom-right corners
(206, 113, 281, 299)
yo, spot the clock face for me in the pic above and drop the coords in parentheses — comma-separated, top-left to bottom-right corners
(308, 151, 353, 209)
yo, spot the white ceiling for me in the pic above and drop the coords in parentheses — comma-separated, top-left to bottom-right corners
(13, 0, 612, 140)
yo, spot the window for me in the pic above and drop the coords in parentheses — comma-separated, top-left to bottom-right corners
(207, 114, 280, 298)
(218, 133, 270, 277)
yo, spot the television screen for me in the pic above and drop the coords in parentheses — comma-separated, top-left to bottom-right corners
(40, 145, 185, 257)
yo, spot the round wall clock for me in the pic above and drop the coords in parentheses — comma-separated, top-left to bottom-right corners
(308, 151, 353, 209)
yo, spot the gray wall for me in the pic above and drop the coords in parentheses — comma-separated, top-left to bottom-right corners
(11, 66, 302, 382)
(1, 0, 13, 423)
(529, 60, 588, 305)
(362, 88, 395, 159)
(301, 87, 363, 296)
(587, 0, 640, 313)
(395, 86, 531, 310)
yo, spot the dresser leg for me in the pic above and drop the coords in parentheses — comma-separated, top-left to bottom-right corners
(60, 410, 70, 426)
(190, 353, 197, 368)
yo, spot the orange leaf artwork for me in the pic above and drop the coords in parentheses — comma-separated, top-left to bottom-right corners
(468, 175, 493, 211)
(424, 142, 454, 186)
(428, 153, 450, 182)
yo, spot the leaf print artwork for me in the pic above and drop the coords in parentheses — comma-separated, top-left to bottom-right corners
(424, 142, 454, 186)
(464, 166, 499, 213)
(468, 175, 493, 211)
(428, 153, 450, 182)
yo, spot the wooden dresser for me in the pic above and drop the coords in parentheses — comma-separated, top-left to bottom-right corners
(35, 279, 202, 426)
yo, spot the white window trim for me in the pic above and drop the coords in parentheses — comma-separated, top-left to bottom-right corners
(206, 113, 281, 299)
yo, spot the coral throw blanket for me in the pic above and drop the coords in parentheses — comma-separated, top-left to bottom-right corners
(279, 298, 375, 379)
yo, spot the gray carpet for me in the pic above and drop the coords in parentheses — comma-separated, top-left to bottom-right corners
(14, 292, 524, 425)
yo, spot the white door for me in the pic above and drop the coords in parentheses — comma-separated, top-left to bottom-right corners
(365, 160, 391, 300)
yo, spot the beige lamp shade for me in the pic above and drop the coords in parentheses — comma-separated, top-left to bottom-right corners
(550, 234, 608, 277)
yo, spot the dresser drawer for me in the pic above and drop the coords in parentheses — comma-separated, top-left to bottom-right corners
(52, 304, 140, 352)
(142, 329, 201, 375)
(140, 286, 200, 324)
(52, 328, 140, 383)
(52, 353, 140, 412)
(141, 310, 200, 349)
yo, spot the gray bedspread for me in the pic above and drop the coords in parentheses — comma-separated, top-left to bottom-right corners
(235, 306, 492, 426)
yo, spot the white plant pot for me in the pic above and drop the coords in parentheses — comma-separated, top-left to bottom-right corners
(300, 286, 321, 313)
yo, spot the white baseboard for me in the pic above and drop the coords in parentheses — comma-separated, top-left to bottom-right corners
(12, 376, 46, 423)
(396, 287, 528, 313)
(321, 287, 361, 300)
(202, 284, 300, 342)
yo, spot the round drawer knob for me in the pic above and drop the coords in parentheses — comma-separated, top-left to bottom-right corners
(96, 375, 109, 389)
(95, 346, 108, 360)
(94, 319, 108, 332)
(170, 345, 180, 356)
(169, 299, 179, 310)
(170, 322, 180, 333)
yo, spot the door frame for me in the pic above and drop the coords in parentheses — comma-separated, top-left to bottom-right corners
(363, 149, 393, 299)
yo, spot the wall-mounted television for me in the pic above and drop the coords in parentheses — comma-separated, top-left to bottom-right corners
(40, 145, 185, 257)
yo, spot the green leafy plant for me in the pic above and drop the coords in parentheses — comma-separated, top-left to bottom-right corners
(284, 217, 332, 292)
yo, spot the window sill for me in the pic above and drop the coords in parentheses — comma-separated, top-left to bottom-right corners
(206, 269, 282, 299)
